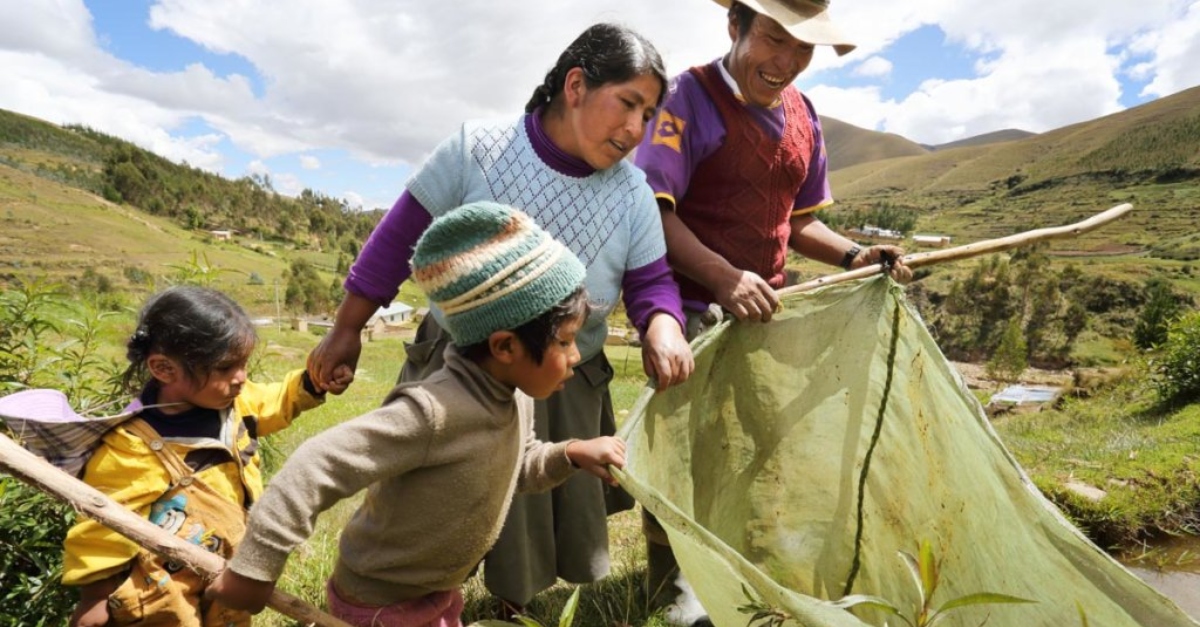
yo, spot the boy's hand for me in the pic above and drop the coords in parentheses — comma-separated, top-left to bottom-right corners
(69, 599, 110, 627)
(205, 568, 276, 613)
(566, 436, 626, 485)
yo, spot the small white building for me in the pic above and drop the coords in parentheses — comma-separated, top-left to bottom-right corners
(913, 234, 952, 247)
(209, 229, 234, 241)
(850, 225, 904, 240)
(370, 303, 414, 326)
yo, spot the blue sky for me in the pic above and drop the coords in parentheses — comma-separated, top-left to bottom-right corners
(2, 0, 1198, 211)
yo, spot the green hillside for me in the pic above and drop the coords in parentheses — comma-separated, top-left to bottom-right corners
(926, 128, 1035, 152)
(820, 115, 930, 171)
(0, 109, 396, 316)
(829, 85, 1200, 259)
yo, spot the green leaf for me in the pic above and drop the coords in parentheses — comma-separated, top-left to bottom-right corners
(830, 594, 904, 615)
(557, 587, 581, 627)
(935, 592, 1036, 613)
(1075, 600, 1089, 627)
(898, 549, 926, 601)
(917, 539, 939, 599)
(514, 617, 544, 627)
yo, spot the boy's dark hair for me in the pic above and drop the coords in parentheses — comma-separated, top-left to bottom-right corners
(729, 2, 759, 37)
(525, 22, 668, 114)
(121, 286, 256, 393)
(461, 286, 591, 365)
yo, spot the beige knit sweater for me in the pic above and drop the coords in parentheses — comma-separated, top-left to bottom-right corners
(229, 347, 576, 605)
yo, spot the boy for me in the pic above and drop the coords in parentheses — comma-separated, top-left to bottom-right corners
(207, 201, 625, 626)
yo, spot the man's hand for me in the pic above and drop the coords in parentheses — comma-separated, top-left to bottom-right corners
(714, 270, 780, 323)
(641, 314, 694, 391)
(566, 437, 627, 485)
(853, 245, 914, 284)
(205, 568, 276, 614)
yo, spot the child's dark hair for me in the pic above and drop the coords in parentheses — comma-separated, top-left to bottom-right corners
(121, 286, 257, 394)
(461, 286, 591, 364)
(525, 23, 668, 114)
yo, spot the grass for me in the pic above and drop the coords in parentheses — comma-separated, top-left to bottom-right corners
(991, 368, 1200, 550)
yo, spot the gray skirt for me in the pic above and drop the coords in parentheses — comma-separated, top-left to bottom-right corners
(398, 316, 635, 605)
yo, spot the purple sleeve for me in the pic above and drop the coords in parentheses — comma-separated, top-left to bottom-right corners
(794, 95, 834, 213)
(621, 256, 686, 337)
(343, 190, 432, 306)
(634, 70, 723, 209)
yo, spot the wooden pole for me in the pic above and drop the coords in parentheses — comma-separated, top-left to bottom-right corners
(0, 433, 353, 627)
(778, 203, 1134, 297)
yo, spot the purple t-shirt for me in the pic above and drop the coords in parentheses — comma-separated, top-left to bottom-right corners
(344, 113, 684, 336)
(634, 58, 833, 215)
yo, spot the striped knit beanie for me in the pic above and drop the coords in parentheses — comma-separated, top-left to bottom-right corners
(410, 201, 587, 346)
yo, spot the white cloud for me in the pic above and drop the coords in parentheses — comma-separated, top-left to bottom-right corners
(300, 155, 321, 170)
(0, 0, 1197, 189)
(853, 56, 893, 79)
(273, 172, 304, 197)
(343, 191, 365, 209)
(1137, 0, 1200, 97)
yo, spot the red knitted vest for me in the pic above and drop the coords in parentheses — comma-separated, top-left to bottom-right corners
(676, 63, 815, 304)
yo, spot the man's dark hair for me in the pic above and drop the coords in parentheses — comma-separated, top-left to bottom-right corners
(729, 2, 759, 37)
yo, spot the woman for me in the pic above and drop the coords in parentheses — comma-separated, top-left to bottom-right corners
(307, 23, 693, 614)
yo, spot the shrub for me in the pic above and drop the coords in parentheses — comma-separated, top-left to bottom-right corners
(1153, 311, 1200, 405)
(0, 478, 77, 626)
(0, 281, 123, 625)
(1134, 278, 1185, 350)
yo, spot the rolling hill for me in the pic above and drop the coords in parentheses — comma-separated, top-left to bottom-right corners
(819, 115, 929, 170)
(827, 85, 1200, 259)
(925, 129, 1036, 152)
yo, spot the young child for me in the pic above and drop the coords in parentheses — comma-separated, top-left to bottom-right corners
(63, 286, 326, 627)
(206, 201, 627, 627)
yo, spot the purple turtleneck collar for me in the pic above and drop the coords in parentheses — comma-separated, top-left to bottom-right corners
(525, 108, 597, 178)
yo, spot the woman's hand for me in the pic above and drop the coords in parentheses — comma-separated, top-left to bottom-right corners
(641, 313, 694, 391)
(566, 436, 627, 485)
(307, 326, 363, 395)
(205, 568, 276, 614)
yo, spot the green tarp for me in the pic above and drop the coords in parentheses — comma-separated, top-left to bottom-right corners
(616, 277, 1196, 627)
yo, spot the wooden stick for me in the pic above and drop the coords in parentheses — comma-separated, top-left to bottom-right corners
(0, 433, 353, 627)
(778, 203, 1134, 297)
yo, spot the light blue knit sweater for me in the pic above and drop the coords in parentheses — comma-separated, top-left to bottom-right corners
(407, 115, 666, 359)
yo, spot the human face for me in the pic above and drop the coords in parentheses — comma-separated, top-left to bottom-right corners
(160, 352, 250, 411)
(726, 12, 815, 108)
(565, 70, 662, 170)
(511, 316, 584, 400)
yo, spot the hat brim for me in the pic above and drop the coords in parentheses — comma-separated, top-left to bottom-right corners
(0, 389, 140, 477)
(712, 0, 856, 56)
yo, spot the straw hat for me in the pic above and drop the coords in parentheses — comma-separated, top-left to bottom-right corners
(713, 0, 856, 56)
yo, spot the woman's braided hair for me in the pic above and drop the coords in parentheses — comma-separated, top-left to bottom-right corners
(525, 23, 668, 114)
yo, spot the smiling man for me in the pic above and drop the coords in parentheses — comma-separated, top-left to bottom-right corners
(633, 1, 910, 625)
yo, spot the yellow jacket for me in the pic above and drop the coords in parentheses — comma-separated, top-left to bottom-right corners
(62, 369, 323, 585)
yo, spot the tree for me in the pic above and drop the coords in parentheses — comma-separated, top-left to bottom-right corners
(987, 318, 1027, 383)
(1134, 277, 1185, 350)
(284, 259, 332, 314)
(1153, 311, 1200, 405)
